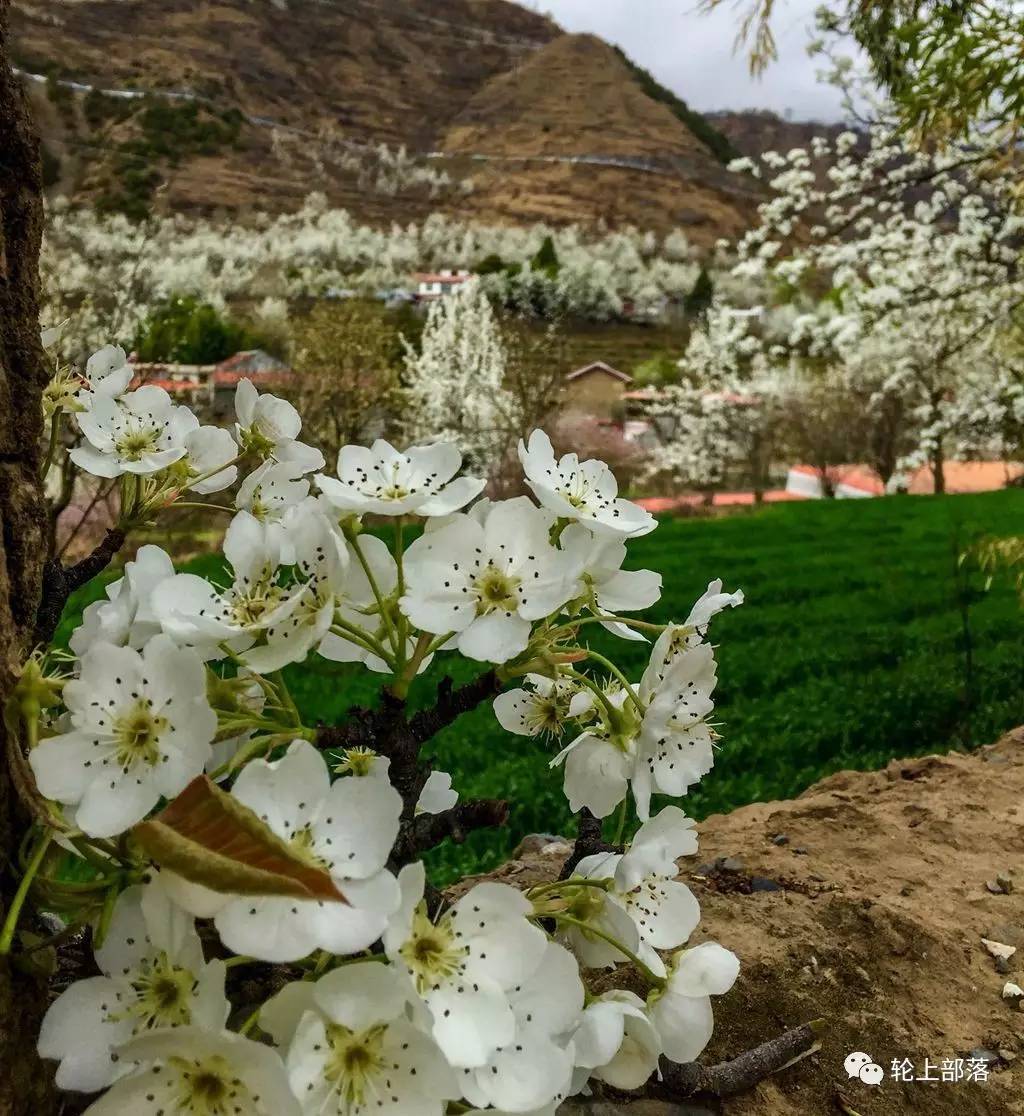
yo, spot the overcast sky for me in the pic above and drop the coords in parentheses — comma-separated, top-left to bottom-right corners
(533, 0, 851, 122)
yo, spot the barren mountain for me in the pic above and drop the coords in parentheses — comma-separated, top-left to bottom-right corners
(10, 0, 764, 240)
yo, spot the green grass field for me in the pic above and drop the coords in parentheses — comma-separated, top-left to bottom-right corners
(59, 489, 1024, 882)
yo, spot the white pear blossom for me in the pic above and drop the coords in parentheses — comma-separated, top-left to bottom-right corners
(518, 431, 655, 538)
(647, 942, 739, 1062)
(571, 990, 661, 1091)
(315, 439, 484, 518)
(385, 863, 548, 1068)
(172, 422, 240, 495)
(280, 964, 458, 1116)
(81, 1028, 299, 1116)
(314, 533, 408, 672)
(645, 580, 744, 668)
(551, 684, 640, 819)
(400, 497, 578, 663)
(212, 740, 402, 963)
(70, 544, 175, 657)
(28, 635, 216, 837)
(560, 522, 662, 640)
(235, 460, 311, 560)
(241, 506, 349, 673)
(493, 673, 588, 739)
(83, 344, 134, 398)
(152, 510, 302, 660)
(461, 941, 583, 1114)
(572, 808, 701, 972)
(416, 770, 458, 815)
(633, 641, 718, 821)
(38, 881, 228, 1092)
(235, 378, 324, 473)
(70, 385, 193, 478)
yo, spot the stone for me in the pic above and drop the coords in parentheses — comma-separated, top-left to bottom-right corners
(1001, 981, 1024, 1009)
(719, 857, 745, 873)
(982, 938, 1017, 962)
(750, 876, 783, 892)
(966, 1047, 1002, 1066)
(770, 833, 790, 846)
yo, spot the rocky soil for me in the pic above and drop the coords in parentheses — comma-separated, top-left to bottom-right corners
(471, 729, 1024, 1115)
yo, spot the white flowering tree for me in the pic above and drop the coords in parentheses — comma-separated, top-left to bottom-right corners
(643, 306, 790, 500)
(402, 279, 522, 477)
(720, 125, 1024, 492)
(0, 306, 842, 1112)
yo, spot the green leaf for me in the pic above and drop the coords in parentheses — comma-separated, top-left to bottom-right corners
(132, 776, 347, 903)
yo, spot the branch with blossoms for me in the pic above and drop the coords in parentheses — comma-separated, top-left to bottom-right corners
(0, 341, 818, 1116)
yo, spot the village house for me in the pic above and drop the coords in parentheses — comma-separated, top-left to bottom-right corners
(562, 360, 632, 421)
(413, 269, 475, 301)
(129, 349, 290, 421)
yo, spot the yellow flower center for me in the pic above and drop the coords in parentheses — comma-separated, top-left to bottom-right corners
(400, 905, 467, 994)
(165, 1055, 257, 1116)
(112, 699, 167, 769)
(109, 951, 197, 1031)
(473, 564, 521, 614)
(323, 1023, 388, 1107)
(115, 425, 161, 461)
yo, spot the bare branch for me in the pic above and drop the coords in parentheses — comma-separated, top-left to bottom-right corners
(33, 526, 126, 646)
(653, 1019, 824, 1100)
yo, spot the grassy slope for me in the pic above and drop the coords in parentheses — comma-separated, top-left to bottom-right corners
(59, 489, 1024, 881)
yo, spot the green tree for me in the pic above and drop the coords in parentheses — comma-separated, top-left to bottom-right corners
(531, 235, 560, 276)
(684, 267, 715, 322)
(133, 295, 265, 363)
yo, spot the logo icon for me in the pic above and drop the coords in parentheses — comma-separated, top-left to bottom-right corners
(845, 1051, 884, 1086)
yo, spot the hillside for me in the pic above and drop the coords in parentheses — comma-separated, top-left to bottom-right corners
(707, 108, 852, 161)
(9, 0, 764, 239)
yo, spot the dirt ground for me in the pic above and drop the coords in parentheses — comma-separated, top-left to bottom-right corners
(470, 729, 1024, 1115)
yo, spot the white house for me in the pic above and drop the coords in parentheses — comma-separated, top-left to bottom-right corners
(413, 269, 474, 300)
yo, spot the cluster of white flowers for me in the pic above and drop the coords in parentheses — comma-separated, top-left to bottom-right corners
(15, 349, 745, 1115)
(41, 198, 706, 359)
(690, 121, 1024, 490)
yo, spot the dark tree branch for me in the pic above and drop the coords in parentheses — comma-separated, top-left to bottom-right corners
(559, 808, 621, 880)
(315, 674, 508, 866)
(396, 798, 509, 861)
(407, 671, 501, 743)
(33, 526, 126, 646)
(652, 1020, 824, 1101)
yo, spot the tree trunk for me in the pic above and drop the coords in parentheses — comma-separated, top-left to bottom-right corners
(932, 442, 946, 495)
(0, 8, 57, 1113)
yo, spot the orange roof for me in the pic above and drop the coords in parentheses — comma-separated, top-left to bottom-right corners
(414, 272, 474, 284)
(129, 376, 204, 393)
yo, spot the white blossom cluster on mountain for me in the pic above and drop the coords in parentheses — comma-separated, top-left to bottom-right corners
(40, 197, 713, 358)
(5, 336, 747, 1115)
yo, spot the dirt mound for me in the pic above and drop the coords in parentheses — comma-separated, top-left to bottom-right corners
(472, 730, 1024, 1114)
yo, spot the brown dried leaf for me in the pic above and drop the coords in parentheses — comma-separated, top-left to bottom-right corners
(132, 776, 346, 902)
